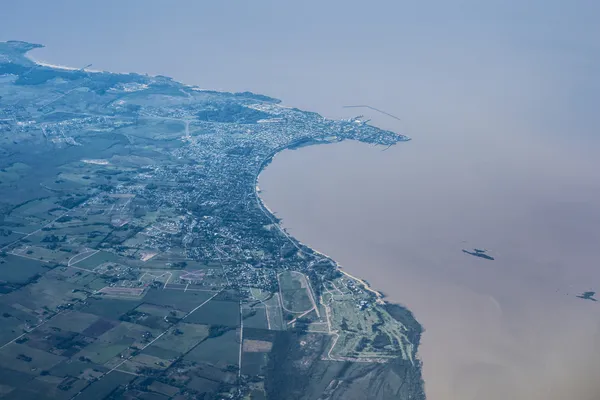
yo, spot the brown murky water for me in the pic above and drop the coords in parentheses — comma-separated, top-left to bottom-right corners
(259, 128, 600, 400)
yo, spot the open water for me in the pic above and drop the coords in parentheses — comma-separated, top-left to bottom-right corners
(259, 124, 600, 400)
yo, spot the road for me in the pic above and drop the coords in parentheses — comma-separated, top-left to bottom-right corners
(70, 289, 223, 399)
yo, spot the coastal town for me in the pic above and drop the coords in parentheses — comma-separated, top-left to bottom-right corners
(0, 41, 424, 400)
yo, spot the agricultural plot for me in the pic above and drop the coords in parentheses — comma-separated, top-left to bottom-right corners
(186, 376, 220, 394)
(81, 297, 143, 320)
(0, 307, 38, 345)
(0, 253, 49, 286)
(120, 232, 150, 252)
(124, 302, 184, 330)
(240, 328, 275, 377)
(75, 370, 134, 400)
(3, 274, 81, 312)
(119, 352, 173, 374)
(13, 374, 89, 400)
(184, 328, 239, 368)
(142, 288, 216, 313)
(50, 359, 108, 378)
(56, 172, 97, 186)
(241, 351, 269, 376)
(39, 176, 87, 194)
(140, 344, 180, 362)
(61, 270, 108, 292)
(74, 337, 131, 365)
(72, 250, 129, 271)
(81, 318, 119, 338)
(242, 304, 269, 330)
(183, 300, 239, 327)
(0, 162, 31, 184)
(74, 321, 161, 365)
(0, 343, 65, 374)
(10, 244, 80, 266)
(46, 311, 99, 333)
(0, 229, 26, 247)
(37, 218, 114, 249)
(145, 322, 209, 354)
(150, 359, 231, 396)
(189, 359, 237, 383)
(5, 197, 65, 229)
(147, 381, 180, 398)
(21, 326, 95, 358)
(0, 368, 34, 392)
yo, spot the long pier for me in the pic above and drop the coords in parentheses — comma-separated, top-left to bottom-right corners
(342, 105, 402, 121)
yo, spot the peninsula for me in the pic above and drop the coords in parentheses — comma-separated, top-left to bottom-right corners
(0, 41, 424, 399)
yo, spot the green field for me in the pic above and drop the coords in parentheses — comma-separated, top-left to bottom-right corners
(242, 351, 269, 376)
(47, 311, 99, 333)
(0, 254, 49, 285)
(81, 297, 142, 320)
(145, 322, 209, 354)
(142, 288, 216, 313)
(0, 343, 65, 374)
(242, 305, 269, 330)
(72, 251, 130, 271)
(184, 328, 239, 368)
(183, 300, 239, 326)
(76, 370, 134, 400)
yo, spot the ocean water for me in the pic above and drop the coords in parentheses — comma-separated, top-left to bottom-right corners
(259, 126, 600, 400)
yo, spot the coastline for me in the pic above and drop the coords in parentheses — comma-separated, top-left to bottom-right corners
(8, 40, 425, 397)
(24, 43, 105, 73)
(255, 139, 427, 380)
(254, 139, 421, 325)
(18, 39, 404, 316)
(258, 172, 389, 304)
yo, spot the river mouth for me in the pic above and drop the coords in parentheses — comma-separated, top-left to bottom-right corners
(258, 139, 600, 400)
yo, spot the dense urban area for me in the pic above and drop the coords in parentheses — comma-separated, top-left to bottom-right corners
(0, 41, 424, 400)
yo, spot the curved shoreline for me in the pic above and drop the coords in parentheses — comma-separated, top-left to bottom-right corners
(255, 140, 425, 371)
(255, 140, 411, 305)
(11, 39, 424, 395)
(18, 39, 402, 311)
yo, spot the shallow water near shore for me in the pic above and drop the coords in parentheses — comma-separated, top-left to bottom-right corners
(259, 135, 600, 400)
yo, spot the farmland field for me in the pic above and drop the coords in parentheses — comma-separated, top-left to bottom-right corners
(183, 300, 239, 327)
(185, 328, 239, 368)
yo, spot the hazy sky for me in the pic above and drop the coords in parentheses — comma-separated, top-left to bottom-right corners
(2, 0, 599, 148)
(3, 2, 600, 399)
